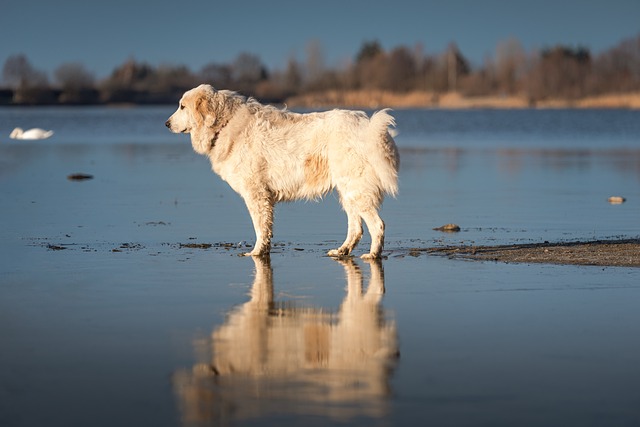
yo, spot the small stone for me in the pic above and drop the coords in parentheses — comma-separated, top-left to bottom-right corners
(433, 223, 461, 232)
(67, 173, 93, 181)
(608, 196, 626, 204)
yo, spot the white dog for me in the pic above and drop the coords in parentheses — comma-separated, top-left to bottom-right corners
(166, 84, 399, 258)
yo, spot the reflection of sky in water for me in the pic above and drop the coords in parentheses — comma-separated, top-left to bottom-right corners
(0, 106, 181, 145)
(391, 148, 640, 251)
(395, 108, 640, 150)
(1, 107, 640, 426)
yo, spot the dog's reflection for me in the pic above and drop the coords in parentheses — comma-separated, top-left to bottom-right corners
(174, 256, 399, 424)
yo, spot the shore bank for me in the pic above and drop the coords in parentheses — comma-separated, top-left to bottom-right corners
(286, 90, 640, 110)
(410, 239, 640, 267)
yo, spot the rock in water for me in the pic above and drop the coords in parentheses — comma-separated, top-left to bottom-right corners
(433, 223, 461, 232)
(608, 196, 626, 204)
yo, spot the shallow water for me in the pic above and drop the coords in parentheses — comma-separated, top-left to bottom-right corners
(1, 106, 639, 426)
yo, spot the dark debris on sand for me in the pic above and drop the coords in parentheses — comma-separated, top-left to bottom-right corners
(32, 236, 640, 267)
(413, 238, 640, 267)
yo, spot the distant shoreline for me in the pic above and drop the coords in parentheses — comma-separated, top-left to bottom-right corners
(3, 89, 640, 110)
(285, 90, 640, 110)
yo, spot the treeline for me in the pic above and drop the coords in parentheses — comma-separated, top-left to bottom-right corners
(2, 34, 640, 106)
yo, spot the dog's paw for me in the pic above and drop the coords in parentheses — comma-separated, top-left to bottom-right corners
(360, 253, 380, 260)
(242, 244, 271, 257)
(328, 248, 350, 257)
(243, 250, 267, 257)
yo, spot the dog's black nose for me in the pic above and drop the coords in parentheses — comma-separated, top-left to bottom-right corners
(165, 120, 171, 128)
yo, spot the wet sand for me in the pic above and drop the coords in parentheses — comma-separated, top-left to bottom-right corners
(39, 237, 640, 267)
(409, 239, 640, 267)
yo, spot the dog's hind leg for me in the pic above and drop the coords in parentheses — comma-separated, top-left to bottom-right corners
(360, 209, 385, 260)
(328, 204, 363, 257)
(243, 193, 274, 257)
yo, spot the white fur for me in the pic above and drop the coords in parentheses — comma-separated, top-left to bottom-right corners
(166, 84, 399, 258)
(10, 127, 54, 140)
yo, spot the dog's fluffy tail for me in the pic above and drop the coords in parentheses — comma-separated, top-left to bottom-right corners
(366, 109, 400, 197)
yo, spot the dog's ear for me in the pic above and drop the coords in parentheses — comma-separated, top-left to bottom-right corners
(189, 88, 220, 155)
(195, 95, 216, 129)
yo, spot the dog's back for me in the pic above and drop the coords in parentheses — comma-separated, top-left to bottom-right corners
(230, 106, 399, 205)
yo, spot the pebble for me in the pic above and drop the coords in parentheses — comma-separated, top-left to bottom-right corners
(433, 223, 461, 232)
(608, 196, 626, 204)
(67, 173, 94, 181)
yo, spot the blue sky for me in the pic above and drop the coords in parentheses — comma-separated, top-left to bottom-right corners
(2, 0, 639, 80)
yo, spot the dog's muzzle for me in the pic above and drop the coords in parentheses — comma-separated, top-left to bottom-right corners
(165, 119, 171, 129)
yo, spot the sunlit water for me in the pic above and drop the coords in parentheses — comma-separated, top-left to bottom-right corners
(1, 106, 639, 426)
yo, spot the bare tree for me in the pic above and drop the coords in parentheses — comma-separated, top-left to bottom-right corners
(2, 54, 48, 89)
(99, 58, 155, 103)
(283, 56, 302, 94)
(356, 40, 383, 64)
(386, 46, 418, 91)
(352, 40, 386, 90)
(417, 55, 446, 92)
(200, 62, 233, 88)
(445, 43, 470, 92)
(591, 34, 640, 93)
(231, 52, 268, 94)
(304, 39, 325, 86)
(54, 62, 95, 89)
(54, 62, 97, 104)
(152, 64, 194, 90)
(459, 56, 498, 96)
(495, 38, 527, 94)
(527, 46, 591, 100)
(2, 54, 54, 103)
(108, 58, 154, 88)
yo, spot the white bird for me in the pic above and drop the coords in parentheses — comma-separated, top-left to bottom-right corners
(10, 127, 54, 140)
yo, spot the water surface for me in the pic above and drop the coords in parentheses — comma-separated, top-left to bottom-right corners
(1, 106, 639, 426)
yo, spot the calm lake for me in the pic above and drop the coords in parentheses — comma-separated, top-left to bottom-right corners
(1, 106, 639, 427)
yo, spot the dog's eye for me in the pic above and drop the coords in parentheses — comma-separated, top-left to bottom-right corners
(180, 104, 185, 110)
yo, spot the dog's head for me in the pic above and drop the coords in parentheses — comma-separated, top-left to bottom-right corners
(166, 84, 240, 155)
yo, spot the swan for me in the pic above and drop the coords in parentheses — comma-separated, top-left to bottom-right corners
(10, 127, 54, 140)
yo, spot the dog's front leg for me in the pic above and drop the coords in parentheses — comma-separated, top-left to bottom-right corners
(243, 193, 274, 257)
